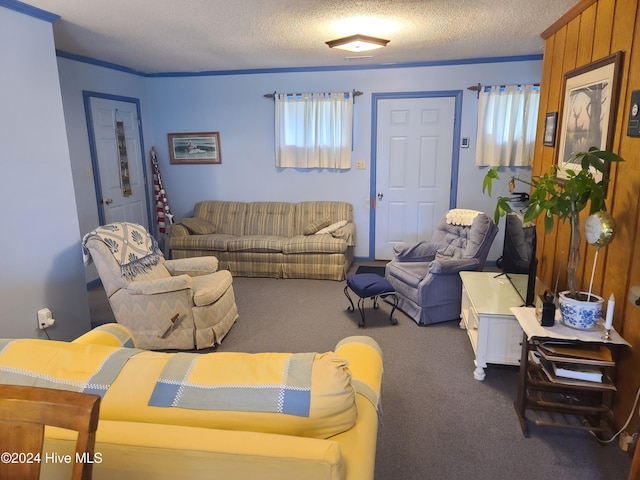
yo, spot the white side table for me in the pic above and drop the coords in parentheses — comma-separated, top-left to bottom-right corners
(459, 271, 525, 380)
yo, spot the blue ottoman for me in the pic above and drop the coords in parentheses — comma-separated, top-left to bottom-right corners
(344, 273, 398, 328)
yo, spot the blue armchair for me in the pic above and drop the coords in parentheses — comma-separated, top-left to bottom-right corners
(385, 210, 498, 325)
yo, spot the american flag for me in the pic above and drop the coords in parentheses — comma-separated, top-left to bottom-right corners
(150, 147, 173, 233)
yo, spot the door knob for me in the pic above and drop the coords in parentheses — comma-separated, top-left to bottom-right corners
(103, 198, 113, 205)
(377, 193, 384, 200)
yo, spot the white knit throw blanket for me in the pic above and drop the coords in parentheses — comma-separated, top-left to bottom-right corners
(445, 209, 481, 226)
(82, 222, 161, 279)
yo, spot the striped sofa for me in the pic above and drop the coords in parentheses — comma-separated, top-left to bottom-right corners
(169, 201, 355, 280)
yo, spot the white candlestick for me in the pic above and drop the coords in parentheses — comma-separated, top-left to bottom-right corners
(605, 293, 615, 330)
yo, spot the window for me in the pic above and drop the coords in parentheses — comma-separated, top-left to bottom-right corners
(275, 92, 353, 169)
(475, 84, 540, 167)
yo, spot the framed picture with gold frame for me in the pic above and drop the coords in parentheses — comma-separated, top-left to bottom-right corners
(168, 132, 221, 164)
(555, 52, 623, 182)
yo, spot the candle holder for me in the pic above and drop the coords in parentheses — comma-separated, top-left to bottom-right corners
(601, 325, 612, 341)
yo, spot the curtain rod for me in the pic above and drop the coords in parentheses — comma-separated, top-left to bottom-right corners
(263, 90, 363, 99)
(467, 83, 540, 98)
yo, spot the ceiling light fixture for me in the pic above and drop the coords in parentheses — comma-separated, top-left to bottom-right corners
(325, 34, 390, 52)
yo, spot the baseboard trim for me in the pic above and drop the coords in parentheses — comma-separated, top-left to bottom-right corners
(87, 278, 103, 290)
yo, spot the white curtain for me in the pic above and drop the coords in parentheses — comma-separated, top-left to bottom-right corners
(475, 84, 539, 167)
(275, 92, 353, 169)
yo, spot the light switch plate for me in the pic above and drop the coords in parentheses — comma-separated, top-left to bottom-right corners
(627, 90, 640, 137)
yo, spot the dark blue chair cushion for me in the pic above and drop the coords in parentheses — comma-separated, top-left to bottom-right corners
(347, 273, 395, 297)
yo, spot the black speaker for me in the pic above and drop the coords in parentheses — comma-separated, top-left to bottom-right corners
(536, 292, 556, 327)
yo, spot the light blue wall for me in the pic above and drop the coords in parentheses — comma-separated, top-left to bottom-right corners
(145, 60, 541, 260)
(56, 57, 154, 283)
(0, 5, 91, 339)
(0, 2, 542, 339)
(53, 43, 542, 283)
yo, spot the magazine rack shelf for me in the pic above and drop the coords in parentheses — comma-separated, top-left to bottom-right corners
(511, 307, 630, 438)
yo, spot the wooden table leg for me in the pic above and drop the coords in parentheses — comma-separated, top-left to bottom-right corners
(514, 331, 530, 437)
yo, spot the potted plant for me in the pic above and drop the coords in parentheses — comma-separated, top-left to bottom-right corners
(482, 147, 623, 329)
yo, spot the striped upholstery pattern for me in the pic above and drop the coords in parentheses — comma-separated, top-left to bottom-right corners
(244, 202, 295, 237)
(194, 201, 247, 236)
(226, 252, 285, 278)
(169, 201, 355, 280)
(283, 253, 351, 281)
(284, 235, 346, 254)
(228, 236, 286, 253)
(294, 202, 353, 236)
(170, 233, 237, 251)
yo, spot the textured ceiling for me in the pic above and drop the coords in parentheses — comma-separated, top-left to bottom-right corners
(23, 0, 578, 74)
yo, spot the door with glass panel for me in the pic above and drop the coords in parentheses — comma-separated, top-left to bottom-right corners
(88, 95, 150, 229)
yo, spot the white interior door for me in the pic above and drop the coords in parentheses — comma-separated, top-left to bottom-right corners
(374, 96, 456, 260)
(89, 97, 149, 228)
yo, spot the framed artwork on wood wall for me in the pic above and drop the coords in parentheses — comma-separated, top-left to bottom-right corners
(555, 51, 623, 182)
(543, 112, 558, 147)
(168, 132, 222, 164)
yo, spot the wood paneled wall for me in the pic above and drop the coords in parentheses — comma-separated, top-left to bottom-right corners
(536, 0, 640, 430)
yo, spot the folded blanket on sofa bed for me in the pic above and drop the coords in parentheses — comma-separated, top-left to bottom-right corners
(0, 339, 140, 397)
(0, 335, 359, 439)
(115, 351, 357, 439)
(149, 351, 315, 416)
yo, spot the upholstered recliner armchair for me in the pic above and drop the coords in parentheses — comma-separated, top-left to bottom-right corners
(83, 222, 238, 350)
(385, 209, 498, 326)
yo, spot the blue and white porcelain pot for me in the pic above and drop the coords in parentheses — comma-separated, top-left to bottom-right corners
(558, 291, 604, 330)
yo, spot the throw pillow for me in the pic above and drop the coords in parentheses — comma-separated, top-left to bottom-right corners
(180, 217, 216, 235)
(304, 217, 332, 235)
(315, 220, 348, 235)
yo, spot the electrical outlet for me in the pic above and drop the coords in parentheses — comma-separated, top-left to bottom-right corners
(619, 431, 636, 452)
(356, 160, 366, 170)
(37, 308, 55, 329)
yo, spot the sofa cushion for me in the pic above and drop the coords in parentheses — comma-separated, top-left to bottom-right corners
(0, 340, 358, 441)
(180, 217, 216, 235)
(99, 350, 357, 440)
(227, 236, 286, 253)
(304, 217, 332, 235)
(284, 235, 347, 254)
(244, 202, 295, 237)
(386, 261, 430, 288)
(44, 421, 346, 480)
(169, 234, 238, 252)
(149, 352, 320, 416)
(194, 201, 247, 236)
(316, 220, 348, 235)
(294, 201, 353, 236)
(164, 256, 219, 276)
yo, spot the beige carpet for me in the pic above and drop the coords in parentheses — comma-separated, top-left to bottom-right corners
(88, 263, 631, 480)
